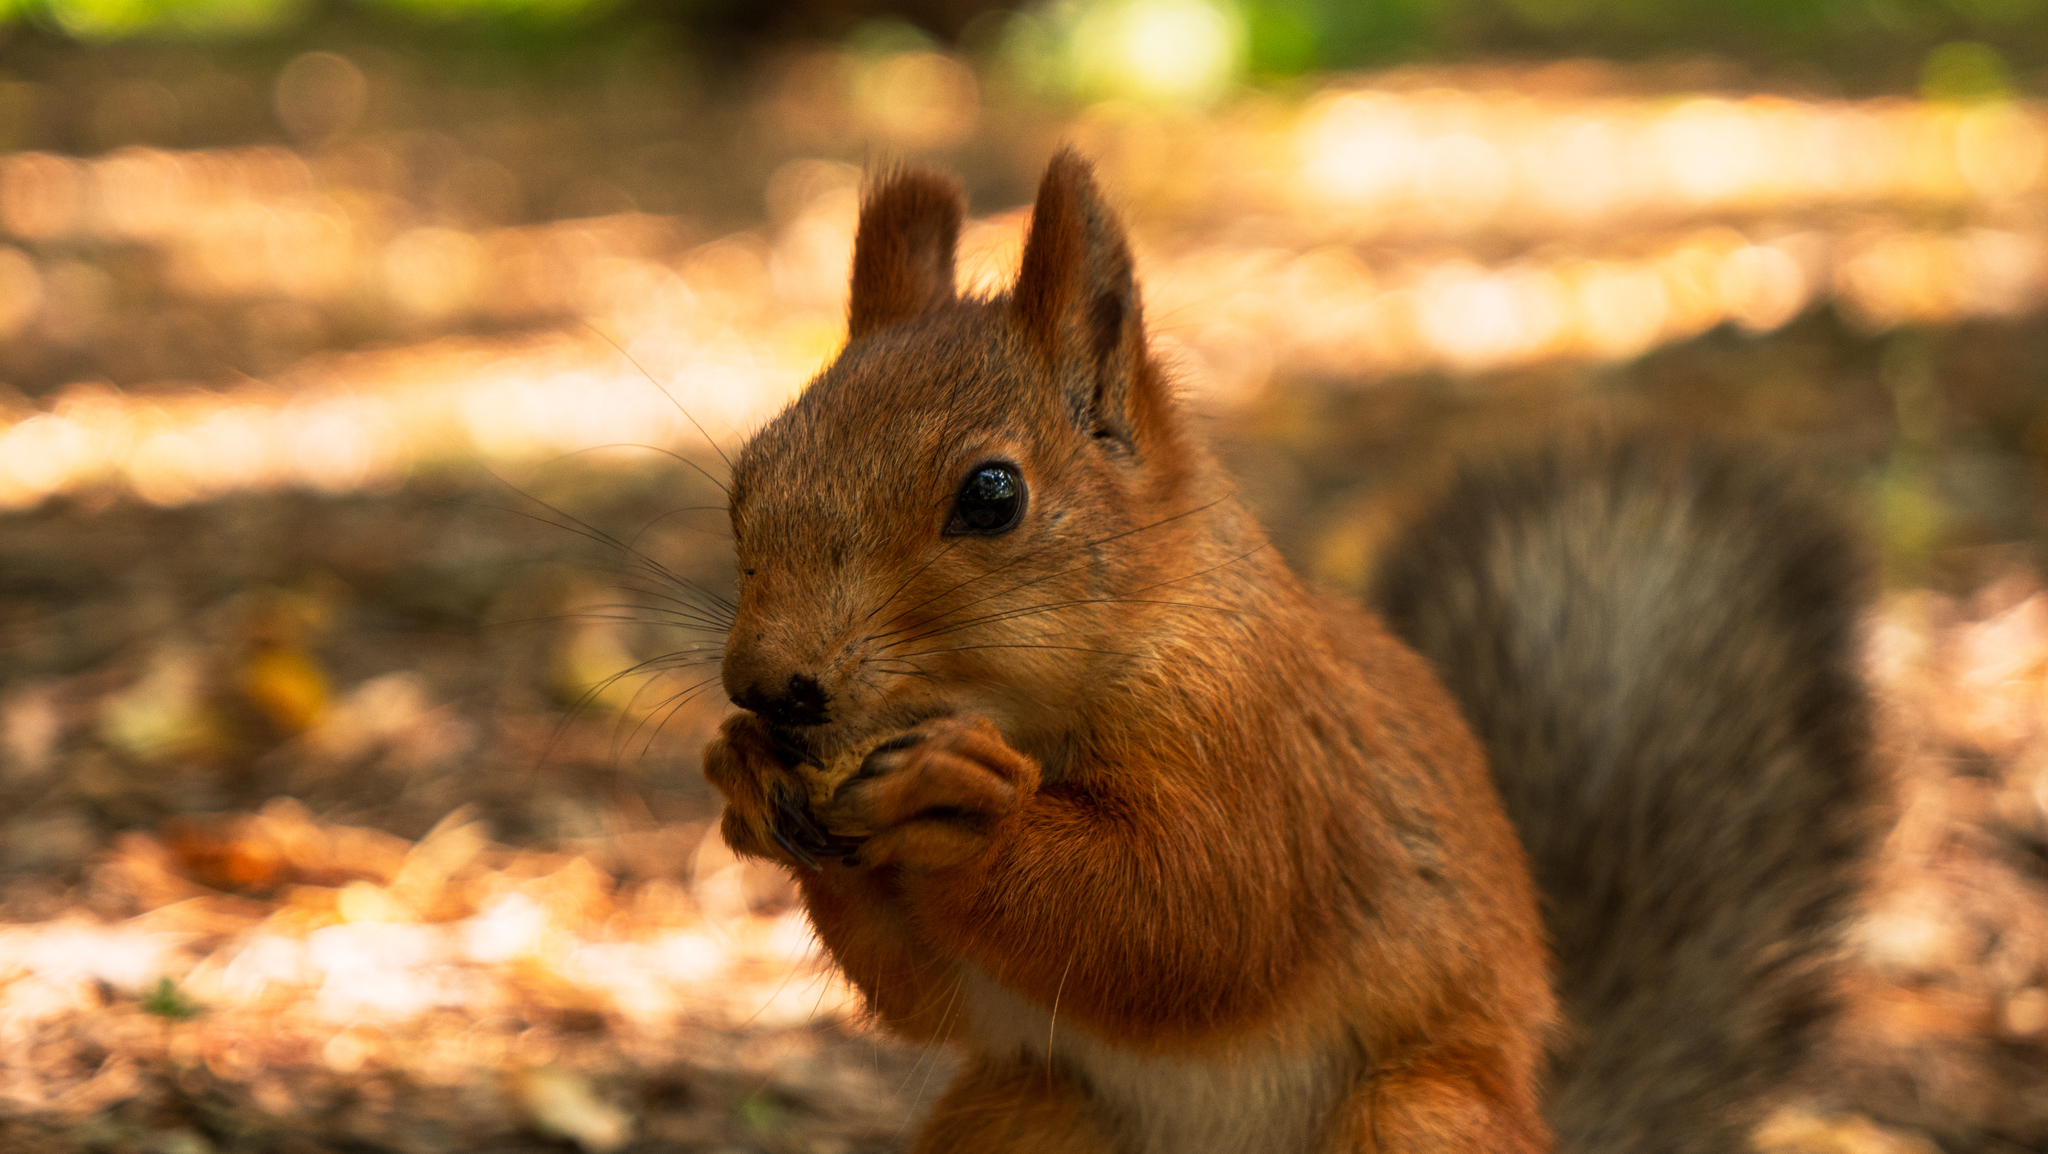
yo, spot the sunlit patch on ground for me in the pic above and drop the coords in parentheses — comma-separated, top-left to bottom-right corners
(1, 65, 2045, 509)
(0, 797, 947, 1150)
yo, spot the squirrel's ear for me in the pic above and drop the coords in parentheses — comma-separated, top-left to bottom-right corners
(848, 168, 964, 341)
(1011, 149, 1155, 452)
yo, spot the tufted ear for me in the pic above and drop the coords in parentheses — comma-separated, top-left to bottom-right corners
(848, 168, 964, 341)
(1011, 149, 1155, 453)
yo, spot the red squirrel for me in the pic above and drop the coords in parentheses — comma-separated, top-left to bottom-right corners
(702, 151, 1883, 1153)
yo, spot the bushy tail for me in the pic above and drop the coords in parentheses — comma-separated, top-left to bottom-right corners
(1372, 434, 1887, 1154)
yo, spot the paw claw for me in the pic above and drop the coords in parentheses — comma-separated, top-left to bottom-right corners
(815, 835, 867, 859)
(857, 732, 925, 778)
(765, 727, 816, 769)
(771, 779, 832, 865)
(770, 777, 872, 867)
(769, 824, 821, 870)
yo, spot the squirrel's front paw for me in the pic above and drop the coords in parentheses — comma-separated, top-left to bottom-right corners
(703, 713, 862, 869)
(820, 714, 1039, 870)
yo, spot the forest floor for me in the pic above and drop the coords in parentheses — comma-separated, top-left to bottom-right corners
(1, 26, 2047, 1152)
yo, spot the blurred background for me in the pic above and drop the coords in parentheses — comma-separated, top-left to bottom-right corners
(1, 1, 2047, 1151)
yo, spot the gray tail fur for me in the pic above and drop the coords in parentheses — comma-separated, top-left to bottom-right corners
(1372, 433, 1886, 1153)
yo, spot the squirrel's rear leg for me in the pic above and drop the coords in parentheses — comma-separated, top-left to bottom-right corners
(912, 1056, 1118, 1154)
(823, 714, 1038, 870)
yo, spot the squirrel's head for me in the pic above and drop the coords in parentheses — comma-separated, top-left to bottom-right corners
(722, 151, 1242, 766)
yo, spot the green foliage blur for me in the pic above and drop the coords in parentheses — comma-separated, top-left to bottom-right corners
(1244, 0, 2045, 80)
(0, 0, 627, 41)
(0, 0, 2044, 96)
(139, 976, 202, 1019)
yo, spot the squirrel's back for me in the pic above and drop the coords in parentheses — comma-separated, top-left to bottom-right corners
(1373, 434, 1887, 1153)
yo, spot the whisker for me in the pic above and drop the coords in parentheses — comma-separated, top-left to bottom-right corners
(462, 489, 735, 623)
(584, 592, 734, 634)
(595, 654, 727, 762)
(561, 600, 730, 626)
(612, 558, 739, 615)
(465, 470, 740, 785)
(604, 669, 704, 760)
(1048, 947, 1077, 1083)
(495, 474, 734, 605)
(897, 974, 969, 1105)
(622, 505, 735, 561)
(540, 441, 713, 474)
(584, 320, 737, 477)
(470, 481, 650, 561)
(495, 608, 730, 637)
(607, 576, 736, 624)
(630, 674, 729, 762)
(580, 649, 726, 698)
(532, 653, 687, 776)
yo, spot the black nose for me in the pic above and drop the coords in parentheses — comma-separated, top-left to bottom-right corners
(732, 672, 831, 728)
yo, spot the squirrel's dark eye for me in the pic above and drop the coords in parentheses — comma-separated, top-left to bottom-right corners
(945, 463, 1025, 537)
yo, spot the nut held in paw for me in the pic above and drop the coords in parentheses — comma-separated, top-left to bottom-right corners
(797, 731, 907, 818)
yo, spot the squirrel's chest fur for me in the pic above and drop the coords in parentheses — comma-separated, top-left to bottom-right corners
(960, 966, 1350, 1154)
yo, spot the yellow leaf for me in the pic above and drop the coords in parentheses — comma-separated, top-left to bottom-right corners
(240, 645, 330, 733)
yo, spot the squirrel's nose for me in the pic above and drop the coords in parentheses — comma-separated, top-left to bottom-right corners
(730, 671, 832, 728)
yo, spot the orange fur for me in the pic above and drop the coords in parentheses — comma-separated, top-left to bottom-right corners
(915, 1061, 1121, 1153)
(707, 151, 1555, 1151)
